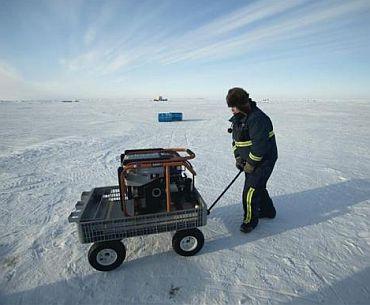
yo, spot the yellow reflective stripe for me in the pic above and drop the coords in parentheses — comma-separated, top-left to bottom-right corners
(234, 130, 273, 151)
(245, 187, 255, 223)
(249, 152, 262, 161)
(232, 145, 237, 152)
(235, 140, 252, 147)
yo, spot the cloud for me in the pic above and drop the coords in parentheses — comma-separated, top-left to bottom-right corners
(60, 50, 101, 72)
(159, 0, 370, 64)
(175, 0, 305, 43)
(3, 0, 368, 99)
(61, 0, 296, 74)
(59, 0, 370, 78)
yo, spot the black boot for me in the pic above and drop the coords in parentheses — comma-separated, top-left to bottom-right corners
(240, 223, 254, 233)
(240, 218, 258, 233)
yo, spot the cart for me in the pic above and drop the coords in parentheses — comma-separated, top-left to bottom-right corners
(68, 148, 207, 271)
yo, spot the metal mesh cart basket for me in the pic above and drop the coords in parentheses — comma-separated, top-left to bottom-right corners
(69, 148, 208, 271)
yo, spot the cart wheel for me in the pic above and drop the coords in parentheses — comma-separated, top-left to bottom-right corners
(81, 191, 90, 200)
(88, 240, 126, 271)
(172, 228, 204, 256)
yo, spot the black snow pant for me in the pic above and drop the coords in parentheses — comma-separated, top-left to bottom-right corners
(242, 160, 276, 226)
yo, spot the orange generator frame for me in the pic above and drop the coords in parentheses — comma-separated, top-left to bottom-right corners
(118, 148, 196, 215)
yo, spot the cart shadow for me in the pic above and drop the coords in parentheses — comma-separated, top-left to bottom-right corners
(3, 179, 370, 305)
(2, 247, 210, 305)
(201, 178, 370, 255)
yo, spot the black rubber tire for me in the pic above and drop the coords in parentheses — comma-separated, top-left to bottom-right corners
(81, 191, 90, 200)
(88, 240, 126, 271)
(172, 228, 204, 256)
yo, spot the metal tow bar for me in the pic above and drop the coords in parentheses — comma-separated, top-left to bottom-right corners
(207, 170, 243, 215)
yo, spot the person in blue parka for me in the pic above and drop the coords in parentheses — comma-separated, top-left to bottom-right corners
(227, 87, 278, 233)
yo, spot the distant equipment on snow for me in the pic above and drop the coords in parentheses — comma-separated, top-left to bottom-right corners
(153, 96, 168, 101)
(158, 112, 183, 122)
(61, 100, 79, 103)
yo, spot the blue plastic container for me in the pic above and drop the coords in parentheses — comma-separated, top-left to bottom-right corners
(158, 112, 183, 122)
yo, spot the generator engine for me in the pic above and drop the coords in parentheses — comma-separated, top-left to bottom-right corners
(124, 166, 193, 216)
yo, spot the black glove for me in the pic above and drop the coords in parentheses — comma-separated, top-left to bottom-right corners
(243, 162, 255, 174)
(235, 157, 244, 171)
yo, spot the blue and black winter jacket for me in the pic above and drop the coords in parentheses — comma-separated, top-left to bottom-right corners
(230, 102, 278, 167)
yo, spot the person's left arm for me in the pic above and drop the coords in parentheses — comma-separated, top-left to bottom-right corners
(245, 116, 270, 168)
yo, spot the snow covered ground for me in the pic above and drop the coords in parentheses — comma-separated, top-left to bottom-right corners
(1, 97, 370, 305)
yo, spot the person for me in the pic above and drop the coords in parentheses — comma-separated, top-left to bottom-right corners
(226, 87, 278, 233)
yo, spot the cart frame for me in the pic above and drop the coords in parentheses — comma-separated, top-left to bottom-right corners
(68, 147, 207, 271)
(68, 185, 207, 244)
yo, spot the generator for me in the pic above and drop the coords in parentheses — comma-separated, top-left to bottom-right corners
(69, 148, 208, 271)
(119, 148, 197, 216)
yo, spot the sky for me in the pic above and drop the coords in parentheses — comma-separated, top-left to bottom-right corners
(0, 0, 370, 100)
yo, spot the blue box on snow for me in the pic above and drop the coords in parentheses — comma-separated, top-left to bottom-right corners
(158, 112, 183, 122)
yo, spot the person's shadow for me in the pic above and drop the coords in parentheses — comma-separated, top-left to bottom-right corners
(201, 178, 370, 254)
(281, 266, 370, 304)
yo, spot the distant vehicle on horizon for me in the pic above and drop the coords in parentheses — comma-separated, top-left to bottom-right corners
(61, 100, 79, 103)
(153, 96, 168, 101)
